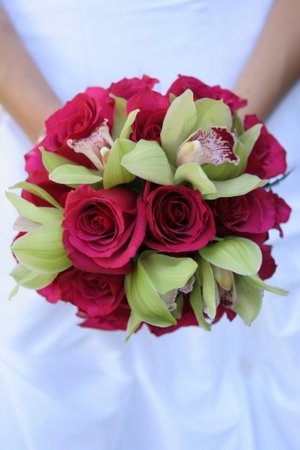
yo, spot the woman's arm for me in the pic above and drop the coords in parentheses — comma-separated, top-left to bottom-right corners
(234, 0, 300, 120)
(0, 6, 61, 142)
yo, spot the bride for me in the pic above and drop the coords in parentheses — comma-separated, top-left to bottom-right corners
(0, 1, 299, 449)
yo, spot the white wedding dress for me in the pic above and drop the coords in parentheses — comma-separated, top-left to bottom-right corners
(1, 1, 300, 449)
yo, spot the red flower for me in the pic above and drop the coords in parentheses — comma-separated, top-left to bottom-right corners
(62, 185, 146, 274)
(79, 301, 131, 331)
(108, 75, 159, 100)
(144, 184, 216, 253)
(258, 245, 277, 280)
(268, 190, 291, 237)
(39, 268, 124, 317)
(126, 91, 169, 143)
(245, 114, 287, 179)
(167, 75, 247, 110)
(43, 88, 113, 158)
(210, 188, 277, 236)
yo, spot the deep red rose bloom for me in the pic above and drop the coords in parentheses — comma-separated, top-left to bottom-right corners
(126, 91, 169, 142)
(42, 88, 113, 163)
(268, 190, 291, 237)
(39, 268, 124, 316)
(258, 245, 277, 280)
(108, 75, 159, 100)
(167, 75, 247, 110)
(79, 301, 131, 331)
(144, 184, 216, 252)
(245, 114, 287, 179)
(62, 185, 146, 274)
(210, 188, 276, 236)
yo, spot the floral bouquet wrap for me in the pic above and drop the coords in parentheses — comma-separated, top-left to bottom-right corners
(7, 75, 291, 337)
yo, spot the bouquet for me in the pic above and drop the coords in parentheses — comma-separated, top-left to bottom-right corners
(7, 75, 291, 337)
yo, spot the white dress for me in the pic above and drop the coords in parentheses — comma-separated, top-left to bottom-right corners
(1, 1, 300, 449)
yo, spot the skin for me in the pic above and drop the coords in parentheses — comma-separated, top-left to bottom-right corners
(0, 0, 300, 143)
(234, 0, 300, 119)
(0, 6, 61, 142)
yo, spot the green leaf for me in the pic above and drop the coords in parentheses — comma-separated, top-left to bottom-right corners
(121, 139, 174, 185)
(203, 124, 262, 181)
(11, 264, 57, 290)
(10, 182, 63, 209)
(141, 252, 198, 295)
(227, 124, 262, 178)
(232, 112, 244, 136)
(161, 90, 197, 165)
(203, 174, 266, 200)
(125, 268, 176, 328)
(198, 258, 218, 319)
(12, 223, 72, 274)
(246, 275, 288, 296)
(49, 164, 103, 185)
(6, 192, 63, 224)
(195, 98, 232, 131)
(200, 237, 262, 276)
(120, 109, 140, 139)
(189, 268, 211, 331)
(125, 251, 197, 327)
(174, 163, 217, 194)
(125, 311, 143, 341)
(103, 138, 136, 189)
(234, 275, 263, 325)
(40, 146, 76, 173)
(111, 95, 127, 139)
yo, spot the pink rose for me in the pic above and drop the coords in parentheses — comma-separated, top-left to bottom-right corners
(144, 184, 216, 252)
(39, 268, 124, 317)
(108, 75, 158, 100)
(244, 114, 287, 179)
(62, 185, 146, 274)
(167, 75, 247, 110)
(126, 91, 169, 142)
(210, 188, 276, 236)
(79, 301, 131, 331)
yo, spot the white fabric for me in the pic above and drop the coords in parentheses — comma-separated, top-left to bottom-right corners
(1, 1, 300, 449)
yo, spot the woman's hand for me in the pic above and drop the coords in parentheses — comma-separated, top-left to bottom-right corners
(234, 0, 300, 120)
(0, 6, 61, 143)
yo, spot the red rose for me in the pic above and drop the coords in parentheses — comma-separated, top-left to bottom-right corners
(108, 75, 158, 100)
(245, 114, 287, 179)
(144, 184, 216, 252)
(127, 91, 169, 142)
(210, 188, 276, 236)
(62, 185, 146, 274)
(79, 301, 131, 331)
(258, 245, 277, 280)
(39, 268, 124, 316)
(167, 75, 247, 110)
(43, 88, 113, 159)
(268, 190, 291, 237)
(24, 88, 114, 204)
